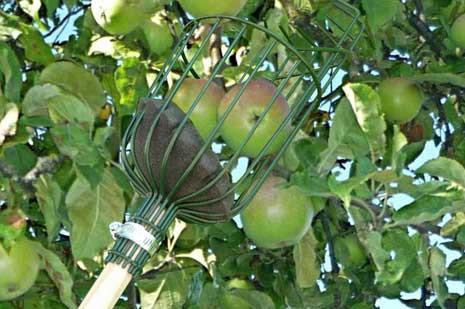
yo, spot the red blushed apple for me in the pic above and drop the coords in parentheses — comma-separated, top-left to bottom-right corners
(218, 79, 291, 158)
(172, 78, 225, 141)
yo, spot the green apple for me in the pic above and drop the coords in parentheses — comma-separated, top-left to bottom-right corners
(451, 14, 465, 48)
(334, 233, 367, 269)
(178, 0, 247, 18)
(141, 18, 174, 56)
(226, 278, 253, 290)
(173, 78, 225, 141)
(378, 78, 424, 124)
(218, 79, 291, 158)
(0, 239, 40, 301)
(91, 0, 152, 35)
(240, 176, 313, 249)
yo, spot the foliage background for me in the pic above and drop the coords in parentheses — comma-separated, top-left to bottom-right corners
(2, 0, 465, 308)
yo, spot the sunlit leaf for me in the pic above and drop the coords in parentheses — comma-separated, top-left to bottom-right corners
(343, 83, 386, 158)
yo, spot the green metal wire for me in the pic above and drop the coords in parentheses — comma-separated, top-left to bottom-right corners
(106, 0, 365, 276)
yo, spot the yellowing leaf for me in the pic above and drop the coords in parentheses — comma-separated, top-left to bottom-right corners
(343, 83, 386, 159)
(0, 103, 19, 146)
(293, 229, 319, 288)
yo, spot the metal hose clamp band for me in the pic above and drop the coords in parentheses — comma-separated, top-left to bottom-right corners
(109, 222, 158, 255)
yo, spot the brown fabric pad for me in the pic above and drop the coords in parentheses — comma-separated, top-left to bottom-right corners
(133, 98, 233, 222)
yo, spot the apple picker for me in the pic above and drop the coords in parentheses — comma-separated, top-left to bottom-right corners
(80, 3, 363, 307)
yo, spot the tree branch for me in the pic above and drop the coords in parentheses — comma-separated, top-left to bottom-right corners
(0, 155, 63, 192)
(406, 2, 444, 57)
(43, 4, 89, 39)
(320, 205, 340, 274)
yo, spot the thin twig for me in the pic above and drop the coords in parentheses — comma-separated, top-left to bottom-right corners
(44, 5, 88, 39)
(320, 209, 339, 273)
(0, 155, 63, 192)
(406, 2, 444, 57)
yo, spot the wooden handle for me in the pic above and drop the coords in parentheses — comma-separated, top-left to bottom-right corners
(79, 263, 132, 309)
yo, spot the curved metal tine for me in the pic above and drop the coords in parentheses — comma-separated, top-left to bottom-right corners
(170, 39, 279, 204)
(157, 25, 249, 197)
(175, 51, 320, 204)
(156, 19, 223, 194)
(229, 72, 322, 207)
(148, 21, 199, 98)
(121, 112, 153, 195)
(179, 63, 307, 205)
(143, 19, 222, 197)
(159, 22, 248, 187)
(232, 99, 319, 215)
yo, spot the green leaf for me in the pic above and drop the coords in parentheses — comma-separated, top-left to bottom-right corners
(29, 242, 76, 309)
(114, 57, 148, 115)
(441, 212, 465, 236)
(42, 0, 59, 18)
(138, 263, 201, 309)
(418, 157, 465, 190)
(293, 228, 319, 288)
(93, 127, 116, 160)
(318, 99, 369, 174)
(410, 73, 465, 88)
(430, 248, 448, 309)
(363, 231, 390, 274)
(328, 174, 372, 208)
(393, 195, 465, 226)
(65, 168, 125, 260)
(378, 229, 417, 286)
(3, 144, 37, 175)
(48, 94, 95, 128)
(343, 83, 386, 158)
(390, 125, 408, 173)
(448, 257, 465, 280)
(362, 0, 400, 32)
(22, 84, 63, 117)
(19, 25, 54, 65)
(88, 37, 141, 59)
(34, 175, 64, 242)
(290, 171, 331, 197)
(51, 124, 103, 167)
(0, 42, 21, 102)
(228, 290, 275, 309)
(40, 62, 105, 115)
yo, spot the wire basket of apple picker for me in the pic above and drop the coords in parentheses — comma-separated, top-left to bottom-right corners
(80, 1, 364, 308)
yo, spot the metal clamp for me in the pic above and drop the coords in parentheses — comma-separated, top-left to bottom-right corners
(109, 222, 158, 255)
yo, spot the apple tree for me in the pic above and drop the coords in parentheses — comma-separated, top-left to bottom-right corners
(1, 0, 465, 308)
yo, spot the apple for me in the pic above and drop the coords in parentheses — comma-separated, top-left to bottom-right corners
(178, 0, 247, 18)
(141, 18, 174, 56)
(334, 233, 367, 269)
(451, 14, 465, 48)
(226, 278, 253, 290)
(218, 79, 291, 158)
(378, 78, 424, 124)
(0, 239, 40, 301)
(173, 78, 225, 141)
(240, 176, 314, 249)
(91, 0, 152, 35)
